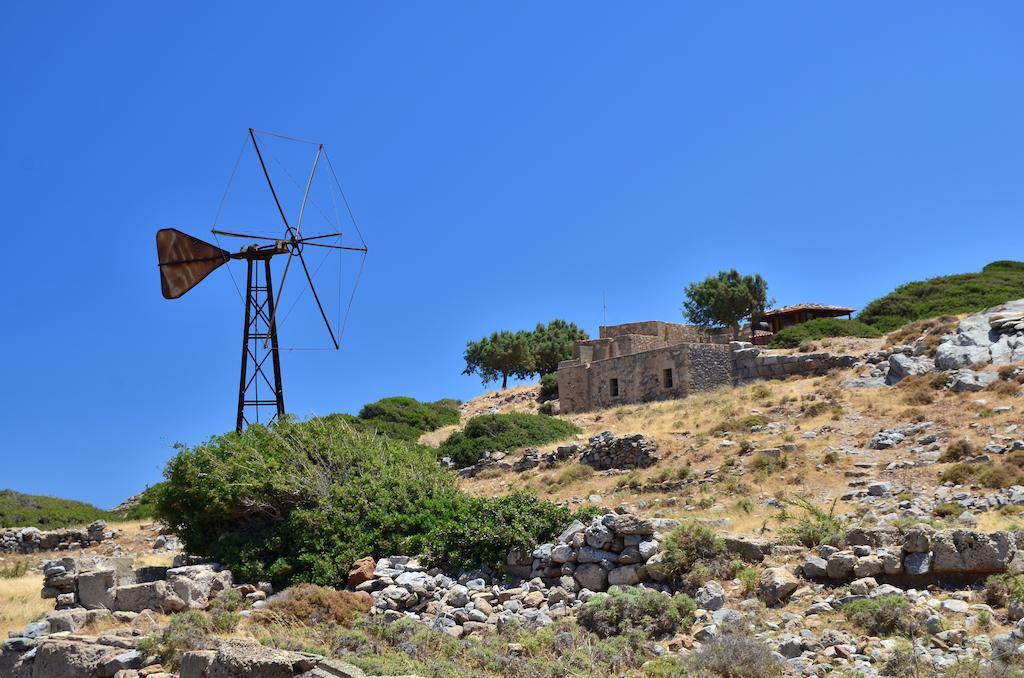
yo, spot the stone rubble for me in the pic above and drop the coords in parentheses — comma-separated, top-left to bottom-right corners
(1, 521, 110, 554)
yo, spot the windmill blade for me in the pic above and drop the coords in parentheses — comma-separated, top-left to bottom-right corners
(156, 228, 231, 299)
(248, 128, 292, 233)
(295, 246, 340, 349)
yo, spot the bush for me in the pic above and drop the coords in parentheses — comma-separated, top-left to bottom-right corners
(0, 561, 29, 579)
(749, 453, 787, 474)
(539, 373, 559, 401)
(711, 415, 769, 434)
(939, 463, 976, 485)
(933, 502, 961, 518)
(321, 396, 460, 443)
(157, 417, 467, 589)
(660, 522, 736, 588)
(843, 596, 922, 637)
(438, 413, 581, 468)
(424, 492, 597, 572)
(577, 586, 695, 639)
(769, 318, 881, 348)
(358, 396, 459, 437)
(685, 632, 783, 678)
(940, 439, 975, 463)
(0, 489, 110, 529)
(778, 496, 844, 548)
(141, 610, 213, 669)
(985, 574, 1024, 608)
(255, 583, 370, 626)
(859, 260, 1024, 332)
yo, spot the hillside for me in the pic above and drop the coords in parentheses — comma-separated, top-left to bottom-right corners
(0, 489, 110, 529)
(859, 260, 1024, 331)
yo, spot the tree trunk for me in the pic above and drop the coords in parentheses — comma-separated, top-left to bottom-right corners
(502, 372, 508, 390)
(731, 323, 740, 341)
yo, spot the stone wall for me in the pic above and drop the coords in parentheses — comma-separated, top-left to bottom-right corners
(559, 334, 857, 414)
(1, 521, 110, 554)
(731, 342, 857, 383)
(558, 342, 734, 413)
(39, 554, 243, 614)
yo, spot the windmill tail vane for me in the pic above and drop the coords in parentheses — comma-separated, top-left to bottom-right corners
(155, 128, 368, 432)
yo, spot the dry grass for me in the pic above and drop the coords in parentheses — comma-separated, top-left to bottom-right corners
(0, 558, 48, 638)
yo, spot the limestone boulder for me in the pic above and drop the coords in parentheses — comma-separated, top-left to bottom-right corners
(167, 564, 233, 610)
(759, 567, 798, 606)
(114, 580, 186, 614)
(931, 530, 1015, 574)
(33, 640, 119, 678)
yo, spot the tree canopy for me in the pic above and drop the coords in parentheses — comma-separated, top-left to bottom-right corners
(682, 269, 771, 340)
(462, 319, 588, 389)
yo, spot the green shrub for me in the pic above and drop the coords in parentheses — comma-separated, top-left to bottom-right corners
(737, 567, 759, 596)
(778, 496, 844, 548)
(319, 396, 460, 443)
(842, 596, 921, 637)
(859, 260, 1024, 332)
(539, 373, 559, 401)
(577, 586, 695, 639)
(358, 396, 459, 434)
(424, 492, 597, 572)
(144, 610, 213, 669)
(769, 318, 881, 348)
(0, 489, 111, 529)
(660, 522, 736, 588)
(685, 631, 783, 678)
(940, 463, 976, 485)
(438, 413, 581, 468)
(156, 417, 465, 588)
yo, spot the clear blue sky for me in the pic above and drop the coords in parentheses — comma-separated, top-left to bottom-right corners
(2, 3, 1022, 508)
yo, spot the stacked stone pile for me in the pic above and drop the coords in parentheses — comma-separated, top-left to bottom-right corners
(1, 521, 110, 554)
(39, 555, 248, 614)
(801, 526, 1023, 582)
(354, 510, 683, 640)
(456, 432, 658, 477)
(579, 432, 659, 470)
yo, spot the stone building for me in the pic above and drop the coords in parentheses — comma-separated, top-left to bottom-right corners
(557, 320, 850, 413)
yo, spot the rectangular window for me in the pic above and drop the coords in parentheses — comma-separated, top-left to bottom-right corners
(609, 378, 619, 397)
(662, 368, 673, 388)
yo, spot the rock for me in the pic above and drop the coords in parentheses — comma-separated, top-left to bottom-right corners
(347, 557, 375, 587)
(931, 530, 1014, 574)
(849, 577, 878, 596)
(603, 513, 655, 536)
(574, 563, 608, 592)
(887, 354, 935, 384)
(826, 553, 856, 579)
(948, 369, 999, 393)
(694, 581, 726, 611)
(607, 565, 641, 586)
(941, 599, 970, 614)
(802, 556, 828, 579)
(903, 528, 932, 553)
(904, 552, 932, 575)
(584, 522, 614, 550)
(759, 567, 798, 606)
(114, 581, 186, 614)
(166, 564, 232, 610)
(868, 482, 892, 497)
(77, 568, 116, 610)
(33, 640, 119, 678)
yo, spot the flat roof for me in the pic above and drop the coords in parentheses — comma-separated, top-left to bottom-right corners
(762, 304, 854, 318)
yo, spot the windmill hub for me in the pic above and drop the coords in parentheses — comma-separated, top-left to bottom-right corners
(155, 129, 368, 431)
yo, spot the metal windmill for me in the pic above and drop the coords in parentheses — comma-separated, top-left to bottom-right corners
(156, 129, 368, 431)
